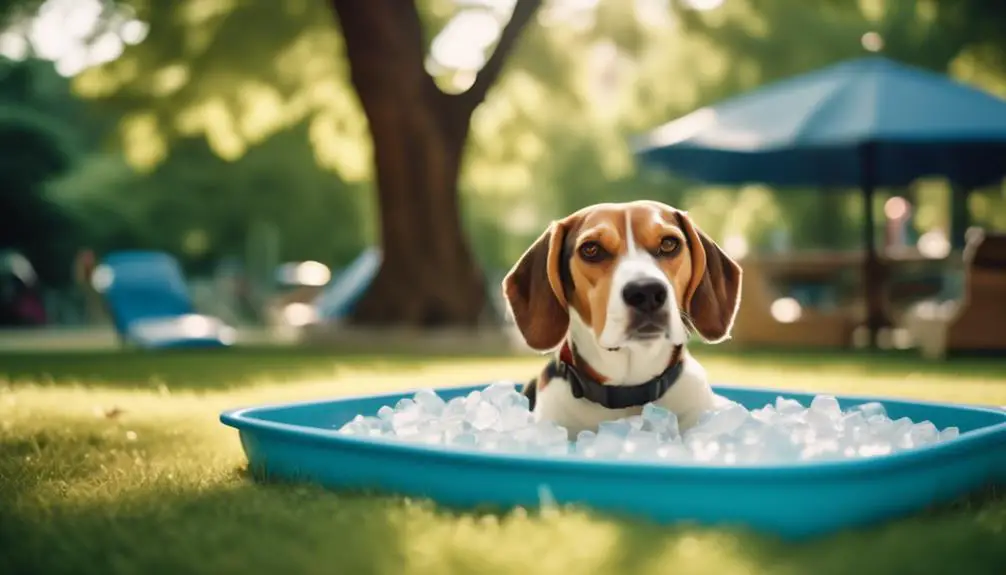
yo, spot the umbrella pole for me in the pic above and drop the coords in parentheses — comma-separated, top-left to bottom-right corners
(950, 184, 971, 251)
(863, 185, 880, 349)
(860, 143, 882, 350)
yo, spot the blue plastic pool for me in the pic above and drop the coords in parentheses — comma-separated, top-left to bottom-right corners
(220, 384, 1006, 539)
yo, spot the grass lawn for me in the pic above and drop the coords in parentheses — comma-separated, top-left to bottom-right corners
(2, 346, 1006, 575)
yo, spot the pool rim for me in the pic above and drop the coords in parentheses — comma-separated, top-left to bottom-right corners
(219, 382, 1006, 481)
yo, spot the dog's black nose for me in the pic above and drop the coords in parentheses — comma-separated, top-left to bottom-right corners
(622, 280, 668, 313)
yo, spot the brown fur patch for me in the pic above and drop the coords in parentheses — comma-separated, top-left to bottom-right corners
(503, 215, 583, 351)
(564, 208, 623, 338)
(675, 211, 742, 342)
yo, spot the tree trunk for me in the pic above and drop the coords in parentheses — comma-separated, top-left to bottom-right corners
(352, 83, 485, 327)
(329, 0, 541, 328)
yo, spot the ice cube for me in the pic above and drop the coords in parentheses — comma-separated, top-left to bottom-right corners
(909, 421, 939, 446)
(443, 419, 473, 443)
(841, 412, 869, 442)
(496, 435, 523, 453)
(592, 431, 625, 457)
(751, 405, 777, 424)
(735, 418, 769, 446)
(482, 382, 518, 406)
(857, 440, 893, 457)
(890, 434, 914, 451)
(544, 442, 570, 456)
(477, 430, 503, 450)
(623, 430, 661, 458)
(853, 401, 887, 419)
(395, 398, 416, 411)
(533, 438, 561, 455)
(338, 414, 367, 435)
(838, 441, 859, 459)
(939, 426, 960, 442)
(758, 425, 800, 461)
(361, 416, 389, 437)
(463, 390, 483, 411)
(496, 392, 526, 411)
(411, 424, 443, 445)
(597, 420, 632, 439)
(691, 403, 749, 437)
(891, 417, 914, 439)
(717, 443, 742, 465)
(810, 395, 842, 420)
(804, 408, 840, 436)
(788, 423, 818, 446)
(413, 389, 446, 415)
(867, 414, 895, 434)
(687, 436, 721, 462)
(361, 416, 392, 436)
(499, 404, 533, 431)
(467, 402, 499, 431)
(443, 397, 467, 418)
(576, 430, 596, 446)
(655, 443, 690, 461)
(842, 411, 867, 430)
(798, 435, 842, 461)
(449, 431, 478, 448)
(392, 423, 420, 438)
(377, 405, 395, 421)
(775, 397, 804, 414)
(575, 438, 597, 457)
(642, 403, 679, 437)
(625, 415, 645, 431)
(391, 407, 421, 434)
(642, 403, 669, 421)
(535, 421, 569, 446)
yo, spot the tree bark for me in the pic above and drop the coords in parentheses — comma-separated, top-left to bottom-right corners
(329, 0, 541, 327)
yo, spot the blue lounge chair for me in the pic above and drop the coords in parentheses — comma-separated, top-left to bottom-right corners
(313, 247, 381, 322)
(94, 250, 235, 349)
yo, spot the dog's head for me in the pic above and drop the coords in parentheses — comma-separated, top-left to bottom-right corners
(502, 200, 742, 353)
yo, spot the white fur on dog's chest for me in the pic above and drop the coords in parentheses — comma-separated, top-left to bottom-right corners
(532, 356, 721, 437)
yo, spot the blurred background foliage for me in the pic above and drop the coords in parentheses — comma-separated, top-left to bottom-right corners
(1, 0, 1006, 287)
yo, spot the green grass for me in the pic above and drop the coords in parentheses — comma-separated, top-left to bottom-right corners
(2, 347, 1006, 575)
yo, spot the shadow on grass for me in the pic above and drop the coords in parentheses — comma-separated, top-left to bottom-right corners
(0, 347, 470, 391)
(1, 477, 409, 575)
(0, 410, 405, 575)
(0, 410, 220, 503)
(604, 480, 1006, 575)
(2, 345, 1005, 396)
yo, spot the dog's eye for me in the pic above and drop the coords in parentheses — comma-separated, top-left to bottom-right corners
(579, 241, 605, 262)
(658, 236, 681, 256)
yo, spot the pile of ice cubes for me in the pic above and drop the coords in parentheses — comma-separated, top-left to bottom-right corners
(337, 382, 961, 464)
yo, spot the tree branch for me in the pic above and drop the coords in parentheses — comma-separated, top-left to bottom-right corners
(457, 0, 543, 115)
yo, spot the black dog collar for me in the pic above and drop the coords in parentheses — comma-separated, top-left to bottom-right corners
(544, 343, 685, 409)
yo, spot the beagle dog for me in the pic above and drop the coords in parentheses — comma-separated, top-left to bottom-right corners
(502, 200, 742, 437)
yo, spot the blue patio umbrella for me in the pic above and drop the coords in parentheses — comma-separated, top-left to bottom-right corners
(633, 56, 1006, 347)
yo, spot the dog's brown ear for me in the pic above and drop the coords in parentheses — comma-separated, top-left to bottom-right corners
(502, 220, 571, 351)
(676, 211, 742, 343)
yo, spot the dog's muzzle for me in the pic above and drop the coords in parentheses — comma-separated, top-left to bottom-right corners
(622, 279, 671, 339)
